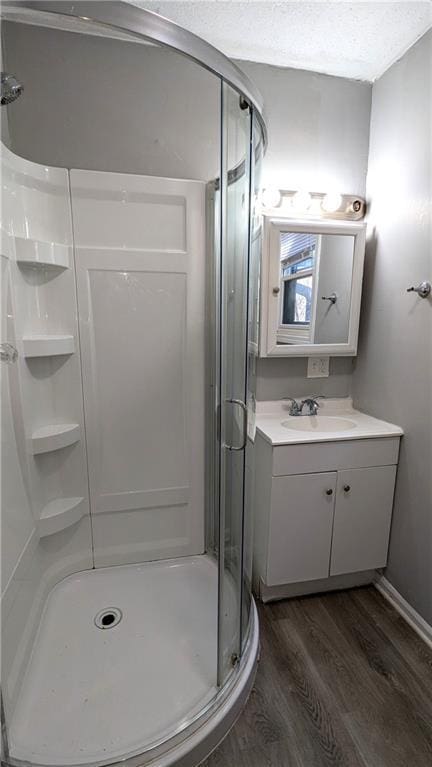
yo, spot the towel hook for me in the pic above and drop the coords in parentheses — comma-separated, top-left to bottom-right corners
(406, 281, 431, 299)
(321, 292, 337, 304)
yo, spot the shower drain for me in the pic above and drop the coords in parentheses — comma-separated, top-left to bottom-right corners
(94, 607, 123, 630)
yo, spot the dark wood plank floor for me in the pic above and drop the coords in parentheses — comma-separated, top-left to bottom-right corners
(202, 586, 432, 767)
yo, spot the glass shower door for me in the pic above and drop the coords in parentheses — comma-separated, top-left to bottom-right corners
(242, 113, 264, 647)
(217, 83, 253, 685)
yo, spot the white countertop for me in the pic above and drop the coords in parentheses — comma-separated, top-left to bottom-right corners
(256, 397, 403, 446)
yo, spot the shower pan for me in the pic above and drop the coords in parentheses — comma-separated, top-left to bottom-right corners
(0, 2, 266, 766)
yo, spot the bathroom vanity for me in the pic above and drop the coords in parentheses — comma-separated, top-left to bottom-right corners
(253, 398, 403, 601)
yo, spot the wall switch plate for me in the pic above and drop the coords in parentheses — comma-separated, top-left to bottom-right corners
(307, 357, 330, 378)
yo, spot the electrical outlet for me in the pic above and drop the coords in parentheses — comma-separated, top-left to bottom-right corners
(307, 356, 330, 378)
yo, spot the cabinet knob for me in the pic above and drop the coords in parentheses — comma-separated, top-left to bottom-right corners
(325, 488, 333, 496)
(344, 485, 351, 493)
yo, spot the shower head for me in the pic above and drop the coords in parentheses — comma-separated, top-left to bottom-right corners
(1, 72, 23, 105)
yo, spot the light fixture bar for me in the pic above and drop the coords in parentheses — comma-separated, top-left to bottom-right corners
(260, 188, 366, 220)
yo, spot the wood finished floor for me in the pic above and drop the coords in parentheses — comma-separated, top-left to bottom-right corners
(202, 586, 432, 767)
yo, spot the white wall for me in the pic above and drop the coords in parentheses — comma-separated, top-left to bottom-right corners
(352, 30, 432, 624)
(1, 145, 93, 717)
(1, 255, 34, 589)
(238, 62, 371, 398)
(71, 169, 206, 566)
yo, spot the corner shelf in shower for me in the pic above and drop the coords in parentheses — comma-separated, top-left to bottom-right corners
(15, 236, 71, 269)
(22, 334, 75, 358)
(38, 497, 86, 537)
(31, 423, 81, 455)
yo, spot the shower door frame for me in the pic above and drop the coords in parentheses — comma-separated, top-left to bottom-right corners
(216, 82, 254, 686)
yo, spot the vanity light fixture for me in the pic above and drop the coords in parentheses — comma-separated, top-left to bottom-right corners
(261, 187, 282, 208)
(321, 192, 343, 213)
(292, 190, 312, 211)
(259, 188, 366, 220)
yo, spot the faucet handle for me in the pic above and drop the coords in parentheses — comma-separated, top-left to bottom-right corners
(311, 394, 325, 407)
(308, 396, 325, 410)
(282, 397, 301, 416)
(300, 397, 321, 415)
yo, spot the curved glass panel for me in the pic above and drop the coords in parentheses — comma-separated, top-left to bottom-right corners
(242, 112, 264, 646)
(1, 4, 266, 766)
(1, 0, 266, 141)
(1, 16, 220, 178)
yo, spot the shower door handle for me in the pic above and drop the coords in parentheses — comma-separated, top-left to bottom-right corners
(224, 398, 248, 451)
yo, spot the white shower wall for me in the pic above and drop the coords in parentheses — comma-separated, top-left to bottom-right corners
(2, 149, 207, 717)
(70, 170, 206, 566)
(1, 145, 92, 717)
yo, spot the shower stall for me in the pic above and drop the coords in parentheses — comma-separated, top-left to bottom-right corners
(1, 2, 266, 766)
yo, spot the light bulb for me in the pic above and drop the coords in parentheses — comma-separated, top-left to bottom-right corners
(292, 190, 312, 211)
(261, 187, 282, 208)
(322, 192, 343, 213)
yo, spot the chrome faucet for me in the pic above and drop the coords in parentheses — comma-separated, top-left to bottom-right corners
(282, 397, 302, 416)
(300, 397, 322, 416)
(283, 396, 324, 416)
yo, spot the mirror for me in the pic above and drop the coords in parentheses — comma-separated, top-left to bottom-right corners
(260, 217, 366, 357)
(278, 231, 355, 345)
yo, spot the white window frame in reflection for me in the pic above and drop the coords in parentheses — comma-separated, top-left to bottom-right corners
(277, 234, 322, 344)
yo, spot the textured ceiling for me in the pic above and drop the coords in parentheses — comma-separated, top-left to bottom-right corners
(129, 0, 432, 81)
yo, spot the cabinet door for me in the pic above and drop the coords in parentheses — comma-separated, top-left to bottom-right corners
(330, 465, 397, 576)
(267, 472, 336, 586)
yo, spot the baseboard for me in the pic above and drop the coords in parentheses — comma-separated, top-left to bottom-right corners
(375, 576, 432, 649)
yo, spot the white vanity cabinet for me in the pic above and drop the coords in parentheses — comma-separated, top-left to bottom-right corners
(330, 465, 397, 576)
(253, 429, 401, 599)
(267, 472, 336, 585)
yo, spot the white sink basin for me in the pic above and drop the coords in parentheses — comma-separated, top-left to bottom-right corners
(256, 397, 403, 446)
(281, 416, 357, 433)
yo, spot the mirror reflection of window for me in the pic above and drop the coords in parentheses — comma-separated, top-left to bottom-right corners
(276, 231, 356, 346)
(280, 232, 318, 327)
(262, 217, 366, 356)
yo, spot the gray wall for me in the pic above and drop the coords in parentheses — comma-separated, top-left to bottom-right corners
(2, 22, 220, 181)
(256, 357, 354, 401)
(3, 23, 372, 400)
(3, 25, 372, 193)
(352, 31, 432, 624)
(239, 61, 372, 194)
(238, 61, 372, 398)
